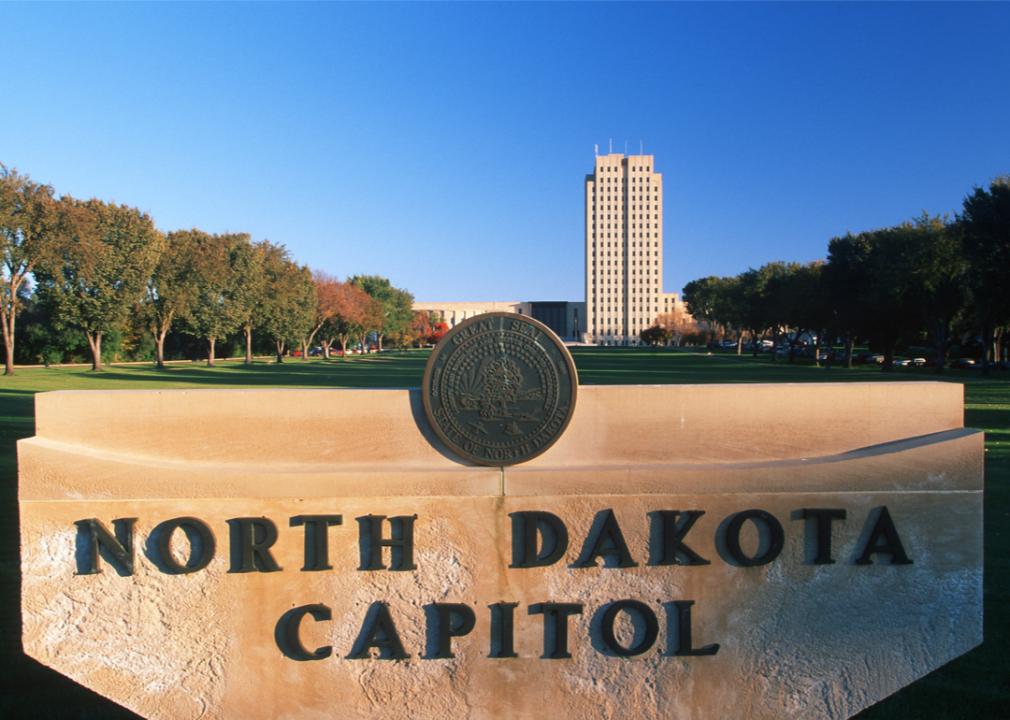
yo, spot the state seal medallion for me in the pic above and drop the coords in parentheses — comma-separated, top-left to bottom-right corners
(422, 312, 578, 466)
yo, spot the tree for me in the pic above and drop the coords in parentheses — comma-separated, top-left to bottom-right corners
(258, 246, 315, 362)
(737, 262, 794, 358)
(826, 226, 928, 371)
(411, 310, 433, 347)
(429, 321, 449, 345)
(406, 311, 448, 347)
(358, 296, 384, 353)
(183, 231, 251, 367)
(683, 275, 743, 347)
(320, 280, 372, 357)
(349, 275, 414, 352)
(960, 177, 1010, 372)
(0, 165, 57, 375)
(640, 325, 670, 347)
(144, 230, 199, 368)
(300, 271, 343, 360)
(234, 240, 268, 365)
(683, 276, 721, 343)
(14, 290, 83, 366)
(655, 307, 698, 347)
(36, 197, 161, 371)
(825, 232, 874, 368)
(765, 262, 828, 363)
(905, 215, 968, 373)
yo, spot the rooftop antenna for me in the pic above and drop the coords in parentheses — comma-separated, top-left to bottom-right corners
(594, 143, 599, 157)
(640, 139, 644, 155)
(624, 140, 628, 155)
(608, 138, 613, 154)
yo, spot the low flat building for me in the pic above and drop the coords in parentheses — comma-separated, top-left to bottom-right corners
(412, 301, 522, 329)
(414, 301, 586, 342)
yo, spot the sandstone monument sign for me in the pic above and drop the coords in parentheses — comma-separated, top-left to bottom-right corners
(20, 315, 983, 719)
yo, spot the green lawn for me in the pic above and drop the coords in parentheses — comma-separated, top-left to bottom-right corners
(2, 349, 1007, 718)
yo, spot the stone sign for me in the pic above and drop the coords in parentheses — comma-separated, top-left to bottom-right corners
(19, 345, 982, 718)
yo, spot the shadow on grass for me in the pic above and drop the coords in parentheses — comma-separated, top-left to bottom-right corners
(69, 358, 431, 390)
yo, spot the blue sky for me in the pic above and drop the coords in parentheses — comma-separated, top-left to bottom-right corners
(2, 2, 1008, 301)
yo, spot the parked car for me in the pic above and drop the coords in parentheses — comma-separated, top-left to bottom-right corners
(951, 358, 977, 369)
(856, 352, 885, 364)
(892, 358, 911, 367)
(911, 357, 927, 367)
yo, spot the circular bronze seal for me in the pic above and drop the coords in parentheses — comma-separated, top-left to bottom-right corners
(422, 312, 578, 466)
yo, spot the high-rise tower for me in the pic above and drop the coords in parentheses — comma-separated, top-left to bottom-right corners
(585, 153, 672, 345)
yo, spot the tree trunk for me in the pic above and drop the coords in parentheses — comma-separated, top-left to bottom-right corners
(882, 341, 895, 372)
(155, 330, 167, 369)
(2, 275, 22, 376)
(845, 336, 855, 369)
(339, 336, 349, 357)
(2, 308, 14, 376)
(813, 329, 822, 368)
(303, 325, 321, 361)
(360, 334, 368, 354)
(934, 320, 947, 374)
(321, 340, 332, 359)
(245, 324, 254, 365)
(87, 331, 103, 372)
(377, 333, 384, 353)
(736, 334, 744, 356)
(207, 337, 216, 367)
(981, 322, 992, 376)
(276, 339, 285, 363)
(788, 328, 804, 364)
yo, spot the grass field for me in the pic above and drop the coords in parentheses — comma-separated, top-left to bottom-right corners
(2, 348, 1007, 719)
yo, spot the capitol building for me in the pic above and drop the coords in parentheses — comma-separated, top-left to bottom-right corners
(414, 153, 688, 345)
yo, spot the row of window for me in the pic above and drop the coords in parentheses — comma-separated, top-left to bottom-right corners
(593, 283, 661, 289)
(594, 233, 660, 238)
(593, 192, 658, 198)
(596, 266, 660, 273)
(591, 205, 655, 212)
(590, 308, 661, 315)
(598, 178, 654, 186)
(593, 195, 656, 202)
(596, 213, 659, 220)
(597, 165, 651, 172)
(594, 223, 654, 230)
(591, 251, 660, 257)
(592, 240, 659, 246)
(592, 263, 657, 268)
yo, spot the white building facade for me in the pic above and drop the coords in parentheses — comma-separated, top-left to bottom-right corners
(585, 153, 676, 345)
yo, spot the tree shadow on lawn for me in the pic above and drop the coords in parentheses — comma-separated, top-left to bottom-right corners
(71, 361, 428, 390)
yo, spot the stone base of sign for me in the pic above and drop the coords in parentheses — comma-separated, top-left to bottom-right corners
(20, 383, 983, 720)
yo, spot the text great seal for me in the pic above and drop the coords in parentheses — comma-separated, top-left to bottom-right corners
(422, 312, 578, 466)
